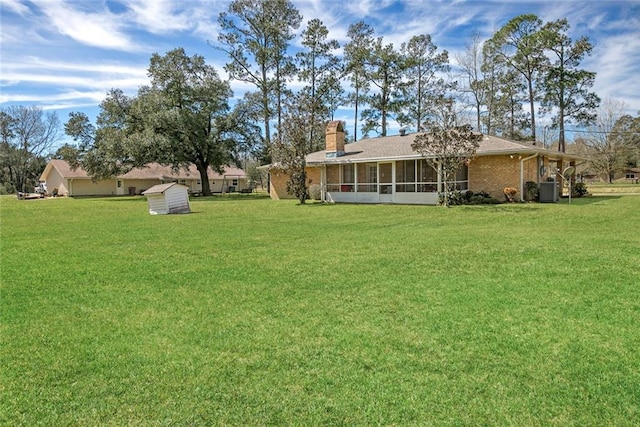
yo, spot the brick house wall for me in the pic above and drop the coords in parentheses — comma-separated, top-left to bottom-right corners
(269, 166, 321, 200)
(468, 155, 539, 200)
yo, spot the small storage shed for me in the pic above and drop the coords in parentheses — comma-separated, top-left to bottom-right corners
(142, 183, 191, 215)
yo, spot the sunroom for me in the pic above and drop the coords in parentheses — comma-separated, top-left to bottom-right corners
(322, 159, 468, 205)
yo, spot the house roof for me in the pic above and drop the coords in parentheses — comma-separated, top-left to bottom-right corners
(41, 159, 246, 181)
(142, 182, 188, 195)
(304, 132, 583, 166)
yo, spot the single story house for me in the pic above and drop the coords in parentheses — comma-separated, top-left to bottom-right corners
(267, 121, 582, 204)
(142, 183, 191, 215)
(615, 167, 640, 183)
(39, 159, 249, 197)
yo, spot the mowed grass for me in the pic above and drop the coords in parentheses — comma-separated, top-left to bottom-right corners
(1, 194, 639, 425)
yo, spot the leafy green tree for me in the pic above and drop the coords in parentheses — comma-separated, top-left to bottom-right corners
(411, 105, 482, 207)
(361, 38, 405, 137)
(0, 106, 60, 193)
(64, 89, 149, 179)
(492, 69, 528, 140)
(485, 14, 548, 141)
(216, 0, 302, 162)
(296, 18, 340, 152)
(399, 34, 451, 132)
(539, 19, 600, 152)
(65, 49, 245, 196)
(344, 21, 374, 141)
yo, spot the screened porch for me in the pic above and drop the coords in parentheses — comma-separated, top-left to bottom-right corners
(323, 159, 468, 205)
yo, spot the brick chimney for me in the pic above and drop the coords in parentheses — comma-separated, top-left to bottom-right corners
(326, 120, 345, 158)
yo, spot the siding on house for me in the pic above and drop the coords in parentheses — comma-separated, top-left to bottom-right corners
(70, 179, 115, 196)
(43, 166, 68, 195)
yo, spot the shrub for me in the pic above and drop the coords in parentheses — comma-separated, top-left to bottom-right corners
(439, 190, 500, 205)
(525, 181, 539, 201)
(573, 182, 589, 198)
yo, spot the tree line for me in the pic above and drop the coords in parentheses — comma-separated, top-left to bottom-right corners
(1, 0, 638, 195)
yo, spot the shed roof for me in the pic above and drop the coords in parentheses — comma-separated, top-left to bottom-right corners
(142, 182, 188, 195)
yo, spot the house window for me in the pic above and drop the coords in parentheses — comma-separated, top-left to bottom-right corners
(117, 180, 122, 188)
(356, 162, 377, 192)
(626, 173, 636, 179)
(232, 179, 238, 186)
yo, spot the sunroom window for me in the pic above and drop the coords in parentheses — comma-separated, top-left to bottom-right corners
(326, 164, 355, 192)
(357, 162, 377, 192)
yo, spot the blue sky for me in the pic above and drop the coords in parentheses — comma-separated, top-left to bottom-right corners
(1, 0, 639, 146)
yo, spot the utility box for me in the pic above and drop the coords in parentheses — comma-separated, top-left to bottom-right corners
(539, 182, 558, 203)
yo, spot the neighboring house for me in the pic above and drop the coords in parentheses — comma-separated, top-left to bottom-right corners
(39, 159, 248, 196)
(142, 183, 191, 215)
(614, 167, 640, 183)
(578, 167, 640, 183)
(267, 121, 582, 204)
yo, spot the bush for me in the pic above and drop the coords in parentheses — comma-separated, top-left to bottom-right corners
(573, 182, 589, 198)
(525, 181, 539, 201)
(439, 190, 500, 205)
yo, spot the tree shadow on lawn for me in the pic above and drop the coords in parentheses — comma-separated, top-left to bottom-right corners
(190, 193, 271, 202)
(557, 195, 622, 205)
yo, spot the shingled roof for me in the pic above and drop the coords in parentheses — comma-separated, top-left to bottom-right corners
(41, 160, 246, 181)
(305, 132, 581, 165)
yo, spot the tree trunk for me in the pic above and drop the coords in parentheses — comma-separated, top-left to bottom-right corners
(528, 79, 536, 141)
(197, 163, 211, 196)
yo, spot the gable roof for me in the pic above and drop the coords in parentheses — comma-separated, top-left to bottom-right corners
(41, 160, 246, 181)
(305, 132, 582, 165)
(142, 182, 188, 195)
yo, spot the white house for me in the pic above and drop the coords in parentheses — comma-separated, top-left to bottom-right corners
(142, 183, 191, 215)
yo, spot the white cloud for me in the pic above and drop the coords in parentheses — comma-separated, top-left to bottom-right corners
(0, 0, 30, 15)
(127, 0, 193, 33)
(37, 0, 136, 50)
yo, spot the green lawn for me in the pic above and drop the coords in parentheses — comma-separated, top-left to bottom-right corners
(1, 194, 639, 425)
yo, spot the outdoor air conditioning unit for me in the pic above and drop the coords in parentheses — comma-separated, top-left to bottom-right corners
(539, 182, 558, 202)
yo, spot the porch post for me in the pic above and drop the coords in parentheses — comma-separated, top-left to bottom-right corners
(556, 159, 564, 199)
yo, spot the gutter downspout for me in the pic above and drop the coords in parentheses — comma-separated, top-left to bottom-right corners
(321, 166, 326, 202)
(520, 153, 538, 202)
